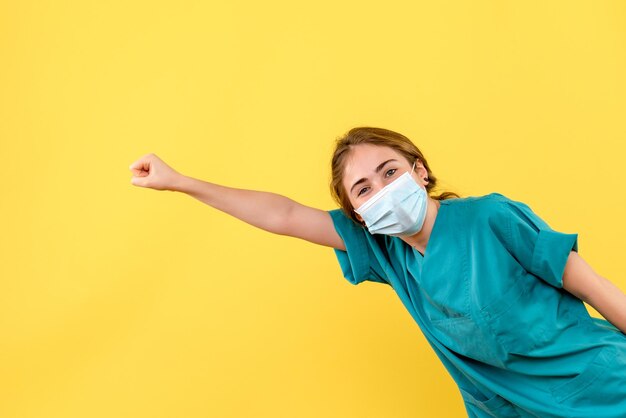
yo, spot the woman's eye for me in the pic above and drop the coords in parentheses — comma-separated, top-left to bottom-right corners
(385, 168, 397, 177)
(357, 187, 369, 196)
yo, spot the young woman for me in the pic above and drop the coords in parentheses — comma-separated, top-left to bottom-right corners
(129, 127, 626, 417)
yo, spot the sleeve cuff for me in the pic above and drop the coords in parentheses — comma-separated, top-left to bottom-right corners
(328, 209, 372, 285)
(531, 229, 579, 288)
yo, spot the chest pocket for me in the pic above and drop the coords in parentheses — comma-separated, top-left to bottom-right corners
(479, 270, 566, 358)
(428, 314, 501, 367)
(421, 252, 502, 366)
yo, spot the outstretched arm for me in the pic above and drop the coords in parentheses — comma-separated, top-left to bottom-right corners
(562, 251, 626, 334)
(175, 175, 346, 250)
(129, 153, 346, 251)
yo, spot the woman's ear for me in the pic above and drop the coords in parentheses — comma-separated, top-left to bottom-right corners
(414, 161, 429, 185)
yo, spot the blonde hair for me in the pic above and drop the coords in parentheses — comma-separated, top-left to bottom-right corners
(330, 126, 461, 225)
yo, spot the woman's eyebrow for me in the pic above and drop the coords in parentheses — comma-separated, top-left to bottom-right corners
(349, 159, 398, 195)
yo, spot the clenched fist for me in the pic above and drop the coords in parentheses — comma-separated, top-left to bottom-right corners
(129, 153, 183, 191)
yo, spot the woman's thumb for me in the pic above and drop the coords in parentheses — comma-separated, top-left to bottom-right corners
(130, 175, 143, 187)
(130, 167, 150, 187)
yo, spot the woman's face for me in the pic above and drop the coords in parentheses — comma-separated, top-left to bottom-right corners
(342, 144, 428, 221)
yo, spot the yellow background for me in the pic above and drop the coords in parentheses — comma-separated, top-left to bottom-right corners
(1, 1, 625, 417)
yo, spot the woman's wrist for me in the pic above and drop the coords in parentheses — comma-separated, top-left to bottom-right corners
(170, 173, 192, 193)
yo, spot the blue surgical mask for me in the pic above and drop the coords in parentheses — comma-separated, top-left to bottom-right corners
(354, 162, 428, 237)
